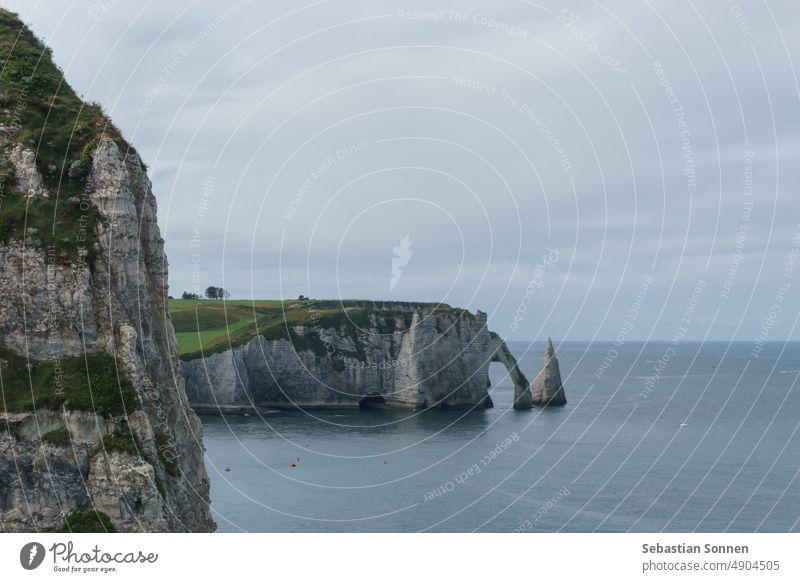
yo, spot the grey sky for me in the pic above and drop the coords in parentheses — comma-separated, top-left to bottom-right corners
(6, 0, 800, 341)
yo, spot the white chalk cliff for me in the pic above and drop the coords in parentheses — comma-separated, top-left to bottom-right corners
(182, 306, 533, 412)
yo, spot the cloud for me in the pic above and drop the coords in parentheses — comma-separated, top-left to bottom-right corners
(7, 0, 800, 340)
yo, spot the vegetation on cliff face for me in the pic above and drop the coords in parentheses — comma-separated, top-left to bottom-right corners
(0, 8, 130, 194)
(169, 298, 464, 361)
(0, 8, 125, 263)
(41, 426, 71, 446)
(0, 347, 138, 414)
(99, 428, 140, 456)
(0, 187, 105, 262)
(57, 509, 117, 533)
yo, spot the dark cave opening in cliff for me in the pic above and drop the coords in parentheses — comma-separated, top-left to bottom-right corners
(359, 393, 386, 410)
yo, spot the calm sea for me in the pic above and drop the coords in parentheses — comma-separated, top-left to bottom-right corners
(200, 341, 800, 532)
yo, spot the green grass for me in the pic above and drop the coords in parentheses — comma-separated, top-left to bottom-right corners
(56, 509, 116, 533)
(0, 9, 131, 196)
(41, 426, 142, 456)
(174, 310, 262, 356)
(0, 347, 138, 415)
(0, 8, 130, 263)
(169, 298, 461, 361)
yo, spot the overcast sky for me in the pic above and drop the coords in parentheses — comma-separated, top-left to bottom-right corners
(6, 0, 800, 341)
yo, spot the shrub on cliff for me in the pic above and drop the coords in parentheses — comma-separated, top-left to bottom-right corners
(99, 429, 140, 456)
(41, 427, 71, 446)
(57, 510, 117, 533)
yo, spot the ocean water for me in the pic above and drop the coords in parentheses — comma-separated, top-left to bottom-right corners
(201, 341, 800, 532)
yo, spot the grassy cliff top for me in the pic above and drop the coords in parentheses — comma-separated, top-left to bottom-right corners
(0, 9, 136, 263)
(0, 8, 131, 193)
(169, 298, 469, 360)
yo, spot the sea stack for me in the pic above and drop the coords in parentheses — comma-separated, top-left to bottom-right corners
(530, 338, 567, 406)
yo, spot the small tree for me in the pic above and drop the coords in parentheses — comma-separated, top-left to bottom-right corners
(204, 286, 229, 300)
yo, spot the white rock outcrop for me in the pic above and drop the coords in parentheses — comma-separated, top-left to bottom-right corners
(530, 338, 568, 406)
(8, 144, 47, 199)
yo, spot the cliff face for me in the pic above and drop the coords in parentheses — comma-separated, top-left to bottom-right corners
(0, 11, 214, 532)
(182, 307, 531, 412)
(0, 139, 215, 533)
